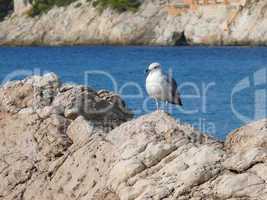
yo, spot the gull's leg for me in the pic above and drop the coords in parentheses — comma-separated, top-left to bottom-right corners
(165, 101, 168, 112)
(155, 99, 159, 111)
(161, 101, 165, 111)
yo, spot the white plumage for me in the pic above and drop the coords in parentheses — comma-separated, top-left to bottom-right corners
(145, 62, 182, 110)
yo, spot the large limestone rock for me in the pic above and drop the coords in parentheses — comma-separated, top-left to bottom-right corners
(224, 119, 267, 172)
(0, 73, 132, 122)
(1, 73, 267, 200)
(0, 0, 267, 45)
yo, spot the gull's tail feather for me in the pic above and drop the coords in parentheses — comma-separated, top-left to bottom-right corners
(171, 93, 182, 106)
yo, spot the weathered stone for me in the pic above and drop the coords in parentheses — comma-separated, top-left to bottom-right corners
(66, 116, 94, 144)
(0, 73, 60, 113)
(225, 119, 267, 152)
(224, 119, 267, 172)
(215, 173, 265, 199)
(0, 74, 267, 200)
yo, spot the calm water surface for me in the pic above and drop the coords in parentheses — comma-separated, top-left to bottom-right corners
(0, 46, 266, 139)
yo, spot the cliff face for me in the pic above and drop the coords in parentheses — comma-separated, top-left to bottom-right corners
(1, 73, 267, 200)
(0, 0, 267, 45)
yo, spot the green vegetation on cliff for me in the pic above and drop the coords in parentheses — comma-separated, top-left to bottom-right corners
(28, 0, 79, 16)
(0, 0, 13, 20)
(92, 0, 141, 12)
(28, 0, 141, 16)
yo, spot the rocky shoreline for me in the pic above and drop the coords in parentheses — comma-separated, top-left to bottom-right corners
(0, 0, 267, 46)
(0, 73, 267, 200)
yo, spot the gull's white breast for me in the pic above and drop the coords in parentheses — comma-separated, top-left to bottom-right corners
(146, 70, 169, 101)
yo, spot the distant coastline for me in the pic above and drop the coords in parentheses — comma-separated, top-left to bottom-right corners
(0, 0, 267, 46)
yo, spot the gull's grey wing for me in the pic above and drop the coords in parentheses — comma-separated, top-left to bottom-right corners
(165, 73, 182, 106)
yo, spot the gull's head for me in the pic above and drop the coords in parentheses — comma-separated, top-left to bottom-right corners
(146, 62, 161, 74)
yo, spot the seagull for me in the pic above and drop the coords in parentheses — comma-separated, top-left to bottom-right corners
(145, 62, 182, 110)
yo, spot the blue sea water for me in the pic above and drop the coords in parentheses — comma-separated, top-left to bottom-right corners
(0, 46, 266, 139)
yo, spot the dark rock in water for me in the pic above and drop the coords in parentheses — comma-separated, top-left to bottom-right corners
(0, 73, 267, 200)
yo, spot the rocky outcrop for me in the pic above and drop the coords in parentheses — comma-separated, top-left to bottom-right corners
(0, 73, 132, 122)
(1, 73, 267, 200)
(0, 0, 267, 45)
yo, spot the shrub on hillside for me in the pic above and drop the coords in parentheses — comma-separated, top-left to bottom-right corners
(92, 0, 141, 12)
(28, 0, 79, 17)
(27, 0, 141, 17)
(0, 0, 13, 20)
